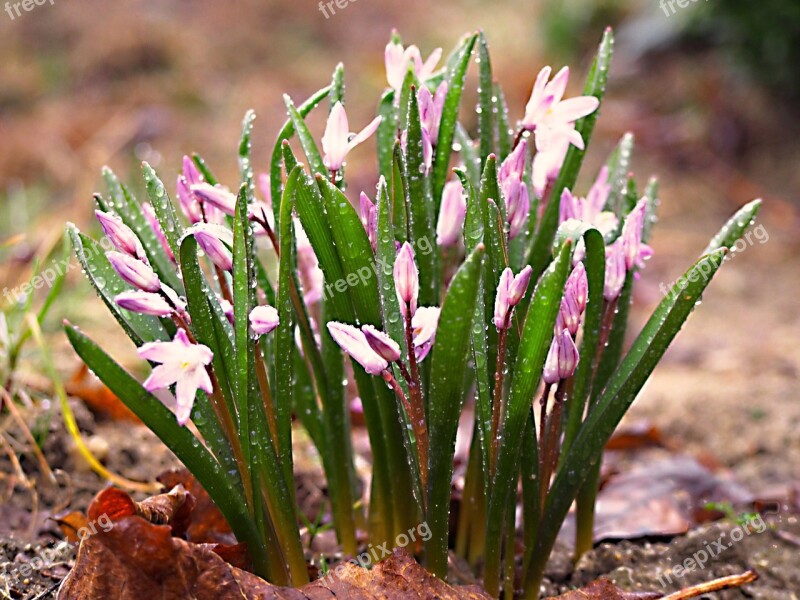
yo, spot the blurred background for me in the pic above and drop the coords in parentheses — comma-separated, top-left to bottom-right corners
(0, 0, 798, 503)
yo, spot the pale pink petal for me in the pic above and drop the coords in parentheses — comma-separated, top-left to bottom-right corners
(550, 96, 600, 123)
(347, 115, 383, 151)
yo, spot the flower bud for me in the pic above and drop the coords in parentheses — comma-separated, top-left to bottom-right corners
(95, 210, 145, 259)
(436, 179, 466, 247)
(249, 305, 280, 335)
(543, 329, 579, 384)
(193, 224, 233, 272)
(394, 242, 419, 316)
(327, 322, 388, 376)
(107, 251, 161, 293)
(114, 291, 173, 316)
(362, 325, 401, 362)
(190, 183, 237, 216)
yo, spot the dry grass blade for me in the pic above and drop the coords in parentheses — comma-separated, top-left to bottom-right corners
(662, 570, 758, 599)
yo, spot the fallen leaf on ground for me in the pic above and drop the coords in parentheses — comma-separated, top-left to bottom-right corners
(58, 514, 489, 600)
(157, 468, 235, 544)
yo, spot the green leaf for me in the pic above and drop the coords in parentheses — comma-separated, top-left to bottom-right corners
(702, 199, 762, 255)
(457, 168, 492, 489)
(68, 226, 168, 345)
(432, 33, 478, 207)
(605, 132, 635, 219)
(642, 177, 659, 243)
(454, 123, 480, 185)
(391, 142, 409, 240)
(483, 242, 573, 596)
(526, 28, 614, 276)
(476, 31, 495, 169)
(494, 82, 512, 161)
(404, 89, 439, 306)
(239, 109, 257, 193)
(377, 90, 397, 180)
(142, 162, 184, 264)
(426, 244, 485, 578)
(283, 95, 327, 179)
(525, 249, 728, 594)
(269, 85, 331, 232)
(192, 153, 219, 185)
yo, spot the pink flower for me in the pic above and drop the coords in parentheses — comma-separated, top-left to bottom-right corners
(604, 240, 627, 301)
(107, 251, 161, 293)
(142, 203, 176, 263)
(385, 38, 442, 92)
(359, 192, 378, 250)
(522, 66, 599, 151)
(190, 183, 237, 216)
(192, 224, 233, 272)
(411, 306, 440, 362)
(114, 291, 173, 317)
(418, 82, 448, 143)
(250, 305, 280, 335)
(362, 325, 402, 362)
(532, 137, 569, 198)
(95, 210, 146, 260)
(494, 266, 533, 329)
(436, 179, 467, 247)
(138, 329, 213, 425)
(543, 328, 580, 384)
(327, 322, 388, 375)
(394, 242, 419, 317)
(321, 102, 382, 172)
(621, 198, 653, 271)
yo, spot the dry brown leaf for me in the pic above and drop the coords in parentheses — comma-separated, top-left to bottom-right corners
(57, 515, 490, 600)
(157, 468, 235, 544)
(86, 484, 194, 538)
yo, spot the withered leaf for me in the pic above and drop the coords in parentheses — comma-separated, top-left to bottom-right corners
(57, 515, 490, 600)
(157, 468, 235, 544)
(87, 484, 194, 538)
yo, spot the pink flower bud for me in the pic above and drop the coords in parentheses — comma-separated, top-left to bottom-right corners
(436, 179, 466, 247)
(495, 267, 533, 329)
(95, 210, 145, 260)
(494, 268, 514, 330)
(193, 224, 233, 272)
(362, 325, 401, 362)
(359, 192, 377, 249)
(107, 251, 161, 293)
(507, 184, 530, 240)
(190, 183, 237, 216)
(508, 266, 533, 306)
(604, 240, 627, 301)
(177, 175, 203, 224)
(394, 242, 419, 316)
(249, 305, 280, 335)
(543, 329, 579, 384)
(114, 291, 173, 316)
(327, 322, 388, 376)
(182, 155, 203, 186)
(621, 198, 653, 270)
(142, 202, 175, 262)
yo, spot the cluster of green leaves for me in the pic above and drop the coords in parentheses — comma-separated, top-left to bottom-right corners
(64, 27, 761, 599)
